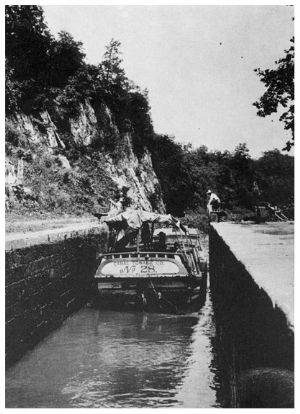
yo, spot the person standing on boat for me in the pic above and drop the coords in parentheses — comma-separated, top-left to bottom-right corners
(206, 190, 221, 215)
(141, 222, 152, 250)
(157, 231, 167, 251)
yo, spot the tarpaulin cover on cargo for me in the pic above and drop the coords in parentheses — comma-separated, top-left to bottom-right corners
(102, 209, 187, 232)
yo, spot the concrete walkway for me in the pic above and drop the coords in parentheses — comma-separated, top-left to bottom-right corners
(211, 221, 294, 328)
(6, 220, 108, 251)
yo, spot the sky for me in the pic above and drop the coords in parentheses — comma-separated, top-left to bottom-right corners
(43, 5, 294, 158)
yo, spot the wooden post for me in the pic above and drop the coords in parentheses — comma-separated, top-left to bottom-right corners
(137, 228, 141, 254)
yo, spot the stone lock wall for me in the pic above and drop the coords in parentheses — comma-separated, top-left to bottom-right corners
(209, 224, 294, 407)
(5, 228, 108, 367)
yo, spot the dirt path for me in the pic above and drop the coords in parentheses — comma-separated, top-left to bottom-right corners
(5, 214, 97, 234)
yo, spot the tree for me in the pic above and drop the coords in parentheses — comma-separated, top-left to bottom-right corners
(149, 135, 193, 215)
(254, 149, 294, 208)
(6, 6, 88, 114)
(123, 90, 154, 156)
(50, 31, 85, 87)
(5, 5, 52, 83)
(253, 37, 294, 151)
(100, 39, 129, 90)
(228, 143, 255, 208)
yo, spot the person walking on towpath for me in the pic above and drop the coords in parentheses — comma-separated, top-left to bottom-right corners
(206, 189, 221, 216)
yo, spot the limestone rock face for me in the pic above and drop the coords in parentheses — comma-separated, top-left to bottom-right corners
(6, 100, 165, 213)
(69, 102, 98, 147)
(104, 147, 165, 212)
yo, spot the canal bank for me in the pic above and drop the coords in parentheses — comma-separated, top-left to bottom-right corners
(209, 221, 294, 407)
(5, 221, 109, 367)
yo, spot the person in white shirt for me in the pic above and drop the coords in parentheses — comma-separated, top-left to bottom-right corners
(207, 190, 221, 215)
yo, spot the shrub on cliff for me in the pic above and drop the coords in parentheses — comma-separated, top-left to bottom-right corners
(20, 150, 118, 215)
(5, 121, 25, 148)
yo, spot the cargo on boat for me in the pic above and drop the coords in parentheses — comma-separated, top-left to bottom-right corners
(93, 209, 207, 313)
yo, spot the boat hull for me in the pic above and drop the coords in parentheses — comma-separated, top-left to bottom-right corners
(93, 275, 207, 313)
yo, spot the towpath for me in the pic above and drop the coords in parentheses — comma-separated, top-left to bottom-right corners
(5, 217, 106, 250)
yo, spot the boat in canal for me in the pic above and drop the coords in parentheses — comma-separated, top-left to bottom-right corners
(93, 209, 207, 313)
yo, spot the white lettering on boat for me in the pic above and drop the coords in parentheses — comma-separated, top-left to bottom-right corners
(100, 260, 180, 276)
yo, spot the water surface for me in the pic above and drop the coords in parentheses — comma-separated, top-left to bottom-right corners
(6, 292, 220, 408)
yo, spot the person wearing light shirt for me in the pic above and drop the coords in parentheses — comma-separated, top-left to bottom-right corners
(206, 190, 221, 215)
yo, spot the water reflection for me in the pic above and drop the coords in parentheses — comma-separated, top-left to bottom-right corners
(6, 291, 221, 408)
(175, 293, 221, 407)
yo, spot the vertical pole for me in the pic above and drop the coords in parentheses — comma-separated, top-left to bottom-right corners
(137, 228, 141, 254)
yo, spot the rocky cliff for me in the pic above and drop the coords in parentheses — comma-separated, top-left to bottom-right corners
(5, 99, 165, 216)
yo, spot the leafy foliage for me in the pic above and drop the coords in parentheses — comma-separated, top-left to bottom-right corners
(49, 31, 85, 88)
(100, 39, 129, 90)
(5, 61, 22, 113)
(150, 138, 293, 217)
(5, 5, 52, 83)
(148, 134, 193, 216)
(5, 7, 154, 157)
(254, 149, 294, 208)
(253, 38, 294, 151)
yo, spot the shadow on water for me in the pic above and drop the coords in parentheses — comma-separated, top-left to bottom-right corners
(6, 288, 226, 408)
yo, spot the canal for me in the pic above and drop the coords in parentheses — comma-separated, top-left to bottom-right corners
(6, 287, 223, 408)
